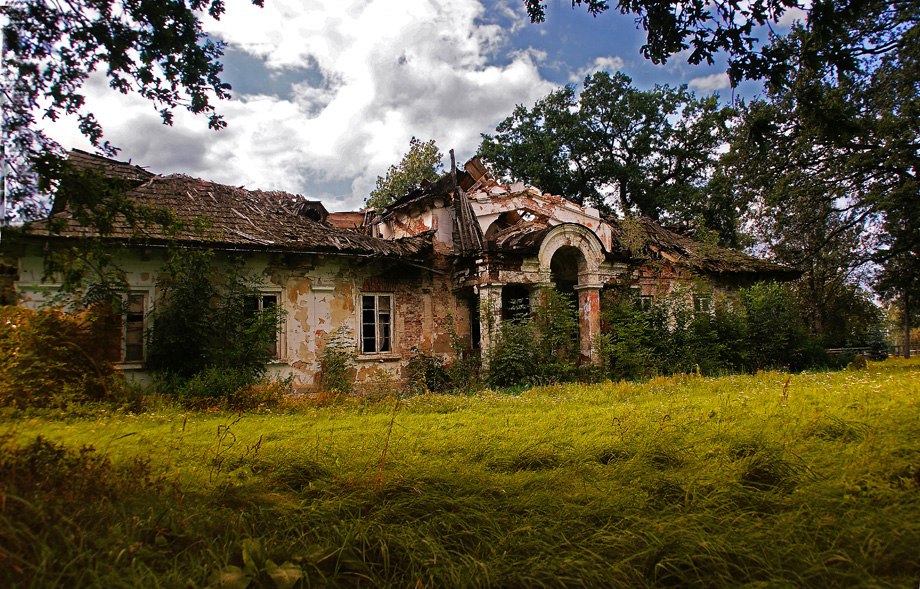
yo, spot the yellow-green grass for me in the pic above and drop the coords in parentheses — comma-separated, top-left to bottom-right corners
(2, 359, 919, 587)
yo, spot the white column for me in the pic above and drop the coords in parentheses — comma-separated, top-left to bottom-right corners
(477, 284, 503, 366)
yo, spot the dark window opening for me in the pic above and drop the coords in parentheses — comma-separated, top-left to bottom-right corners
(245, 294, 280, 357)
(123, 293, 145, 363)
(638, 295, 654, 312)
(694, 296, 712, 315)
(502, 284, 530, 322)
(470, 297, 481, 349)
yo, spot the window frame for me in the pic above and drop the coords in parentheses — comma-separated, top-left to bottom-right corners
(693, 295, 713, 315)
(359, 292, 394, 356)
(117, 288, 153, 368)
(637, 295, 654, 312)
(244, 287, 285, 361)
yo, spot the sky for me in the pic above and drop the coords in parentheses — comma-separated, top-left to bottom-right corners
(42, 0, 805, 212)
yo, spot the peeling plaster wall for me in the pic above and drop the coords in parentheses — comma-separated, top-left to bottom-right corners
(470, 189, 612, 251)
(13, 244, 474, 392)
(381, 198, 454, 252)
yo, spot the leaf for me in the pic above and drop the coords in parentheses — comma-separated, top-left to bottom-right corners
(265, 560, 304, 589)
(207, 565, 252, 589)
(241, 538, 265, 574)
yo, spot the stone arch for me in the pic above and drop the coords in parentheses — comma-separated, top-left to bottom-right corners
(537, 223, 606, 362)
(537, 223, 605, 282)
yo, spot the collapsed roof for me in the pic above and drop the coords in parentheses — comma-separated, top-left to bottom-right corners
(25, 150, 432, 260)
(377, 156, 798, 279)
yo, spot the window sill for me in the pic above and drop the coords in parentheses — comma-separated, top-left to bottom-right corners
(357, 355, 402, 363)
(116, 362, 146, 371)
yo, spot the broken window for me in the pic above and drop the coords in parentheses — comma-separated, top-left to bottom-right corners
(122, 292, 146, 363)
(244, 293, 280, 358)
(361, 294, 392, 354)
(694, 296, 712, 315)
(638, 295, 654, 312)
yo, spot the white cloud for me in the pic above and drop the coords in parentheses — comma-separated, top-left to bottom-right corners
(569, 55, 626, 83)
(43, 0, 555, 211)
(688, 73, 730, 93)
(776, 4, 810, 28)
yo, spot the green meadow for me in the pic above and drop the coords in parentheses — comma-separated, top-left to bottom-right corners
(2, 359, 919, 587)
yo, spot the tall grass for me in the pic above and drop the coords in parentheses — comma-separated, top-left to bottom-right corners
(1, 359, 918, 587)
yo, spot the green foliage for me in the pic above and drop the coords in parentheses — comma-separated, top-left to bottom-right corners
(479, 71, 736, 237)
(0, 304, 139, 409)
(366, 137, 443, 211)
(600, 282, 827, 380)
(487, 288, 581, 387)
(522, 1, 895, 88)
(209, 539, 303, 589)
(715, 3, 919, 347)
(316, 326, 357, 393)
(405, 347, 451, 394)
(146, 249, 284, 393)
(486, 312, 538, 389)
(175, 366, 254, 400)
(4, 0, 263, 218)
(0, 434, 172, 587)
(532, 287, 581, 382)
(406, 312, 481, 394)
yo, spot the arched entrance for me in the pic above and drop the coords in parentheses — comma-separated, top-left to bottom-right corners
(550, 245, 583, 311)
(538, 224, 605, 362)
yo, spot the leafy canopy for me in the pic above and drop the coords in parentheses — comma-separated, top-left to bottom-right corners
(2, 0, 262, 220)
(522, 1, 889, 87)
(366, 138, 443, 211)
(715, 1, 919, 347)
(479, 71, 733, 236)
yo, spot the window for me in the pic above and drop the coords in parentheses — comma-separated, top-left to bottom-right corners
(361, 294, 392, 354)
(694, 296, 712, 315)
(638, 295, 654, 312)
(245, 293, 280, 358)
(122, 292, 146, 364)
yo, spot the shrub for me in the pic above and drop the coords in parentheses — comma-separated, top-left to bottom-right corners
(0, 304, 133, 408)
(406, 311, 481, 394)
(226, 376, 293, 411)
(599, 292, 655, 381)
(316, 326, 356, 393)
(487, 315, 539, 388)
(487, 288, 581, 387)
(176, 366, 254, 399)
(146, 249, 285, 395)
(599, 281, 829, 380)
(405, 347, 451, 394)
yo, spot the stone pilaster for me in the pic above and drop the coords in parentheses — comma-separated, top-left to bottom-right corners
(574, 283, 602, 362)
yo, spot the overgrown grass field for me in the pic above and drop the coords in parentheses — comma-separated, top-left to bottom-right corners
(2, 359, 919, 587)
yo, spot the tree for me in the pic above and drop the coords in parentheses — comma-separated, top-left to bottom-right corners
(366, 138, 443, 211)
(522, 1, 909, 87)
(479, 71, 735, 237)
(1, 0, 262, 221)
(715, 2, 919, 354)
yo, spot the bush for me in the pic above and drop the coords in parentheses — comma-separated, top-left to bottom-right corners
(316, 326, 356, 393)
(176, 366, 254, 399)
(599, 281, 829, 380)
(406, 312, 482, 394)
(0, 304, 134, 408)
(146, 249, 285, 395)
(487, 288, 580, 388)
(405, 347, 451, 394)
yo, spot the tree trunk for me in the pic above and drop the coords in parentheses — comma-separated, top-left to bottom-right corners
(905, 294, 911, 359)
